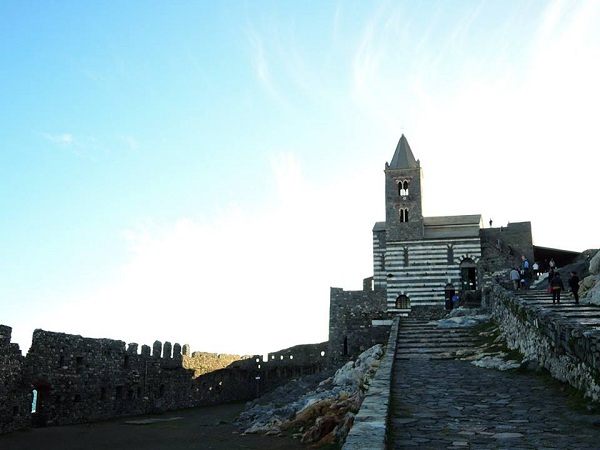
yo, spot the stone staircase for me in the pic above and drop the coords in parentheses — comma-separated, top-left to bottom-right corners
(395, 317, 479, 360)
(516, 289, 600, 326)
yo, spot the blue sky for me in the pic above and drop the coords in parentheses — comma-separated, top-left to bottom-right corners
(2, 1, 598, 356)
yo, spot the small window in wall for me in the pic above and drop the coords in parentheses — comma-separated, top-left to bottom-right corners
(123, 355, 129, 369)
(31, 390, 37, 413)
(343, 337, 348, 356)
(403, 247, 409, 267)
(76, 357, 83, 374)
(447, 245, 454, 264)
(396, 294, 411, 309)
(399, 208, 409, 223)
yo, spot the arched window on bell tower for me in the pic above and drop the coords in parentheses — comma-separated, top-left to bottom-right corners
(399, 208, 409, 223)
(399, 180, 409, 196)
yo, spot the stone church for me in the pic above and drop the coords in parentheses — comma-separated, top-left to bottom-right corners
(373, 134, 482, 314)
(328, 135, 540, 364)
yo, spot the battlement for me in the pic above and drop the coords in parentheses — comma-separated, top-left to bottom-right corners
(0, 325, 328, 434)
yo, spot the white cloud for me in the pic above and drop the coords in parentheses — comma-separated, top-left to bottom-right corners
(42, 132, 74, 146)
(29, 152, 378, 356)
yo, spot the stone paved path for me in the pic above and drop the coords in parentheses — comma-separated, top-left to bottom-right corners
(390, 354, 600, 449)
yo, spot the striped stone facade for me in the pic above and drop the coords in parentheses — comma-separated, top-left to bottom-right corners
(373, 236, 482, 311)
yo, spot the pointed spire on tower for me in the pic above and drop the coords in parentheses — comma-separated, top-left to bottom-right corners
(389, 134, 418, 169)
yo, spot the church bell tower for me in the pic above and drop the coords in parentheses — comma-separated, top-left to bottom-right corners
(384, 135, 424, 241)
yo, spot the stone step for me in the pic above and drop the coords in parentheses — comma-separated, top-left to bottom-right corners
(395, 318, 478, 361)
(400, 328, 470, 337)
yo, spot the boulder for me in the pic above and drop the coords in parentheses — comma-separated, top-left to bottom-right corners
(590, 251, 600, 275)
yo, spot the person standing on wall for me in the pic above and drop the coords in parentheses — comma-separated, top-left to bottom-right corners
(568, 271, 580, 305)
(550, 272, 564, 304)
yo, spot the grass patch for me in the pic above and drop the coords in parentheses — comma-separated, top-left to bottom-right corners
(469, 319, 524, 363)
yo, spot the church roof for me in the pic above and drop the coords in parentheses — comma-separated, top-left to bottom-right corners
(373, 221, 386, 232)
(423, 215, 482, 226)
(389, 134, 418, 169)
(423, 215, 482, 239)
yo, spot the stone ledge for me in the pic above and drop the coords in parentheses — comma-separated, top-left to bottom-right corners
(342, 316, 399, 450)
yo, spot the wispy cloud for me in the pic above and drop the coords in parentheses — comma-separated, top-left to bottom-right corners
(247, 26, 285, 106)
(116, 134, 140, 153)
(42, 132, 74, 146)
(40, 132, 103, 162)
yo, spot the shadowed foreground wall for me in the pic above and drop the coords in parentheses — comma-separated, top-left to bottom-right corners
(0, 325, 327, 433)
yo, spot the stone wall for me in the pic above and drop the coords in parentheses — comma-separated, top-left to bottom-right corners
(184, 350, 248, 378)
(0, 326, 31, 434)
(328, 286, 390, 366)
(1, 326, 328, 434)
(480, 222, 534, 273)
(487, 284, 600, 402)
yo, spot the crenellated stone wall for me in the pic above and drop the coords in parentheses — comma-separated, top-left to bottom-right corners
(0, 326, 328, 434)
(488, 284, 600, 402)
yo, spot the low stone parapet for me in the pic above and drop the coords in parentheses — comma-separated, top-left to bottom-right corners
(490, 285, 600, 402)
(342, 316, 399, 450)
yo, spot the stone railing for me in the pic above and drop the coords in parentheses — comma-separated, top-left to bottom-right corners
(489, 284, 600, 402)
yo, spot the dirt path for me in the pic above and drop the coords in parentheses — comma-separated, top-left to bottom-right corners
(0, 402, 305, 450)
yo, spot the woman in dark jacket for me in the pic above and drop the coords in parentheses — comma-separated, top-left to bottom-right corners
(568, 271, 580, 304)
(550, 272, 564, 304)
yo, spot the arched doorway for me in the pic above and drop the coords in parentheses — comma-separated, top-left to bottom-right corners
(395, 294, 410, 309)
(460, 258, 477, 291)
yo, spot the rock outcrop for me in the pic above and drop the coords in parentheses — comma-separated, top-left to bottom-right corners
(579, 249, 600, 303)
(235, 344, 384, 447)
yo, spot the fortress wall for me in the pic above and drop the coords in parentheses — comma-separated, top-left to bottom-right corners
(480, 222, 534, 272)
(488, 284, 600, 402)
(0, 326, 31, 434)
(262, 342, 328, 366)
(328, 287, 390, 365)
(0, 326, 329, 434)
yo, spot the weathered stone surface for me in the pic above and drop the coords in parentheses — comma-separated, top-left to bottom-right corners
(0, 328, 328, 434)
(237, 344, 386, 448)
(589, 250, 600, 275)
(489, 284, 600, 402)
(0, 326, 30, 434)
